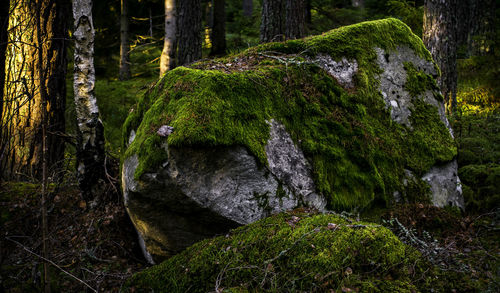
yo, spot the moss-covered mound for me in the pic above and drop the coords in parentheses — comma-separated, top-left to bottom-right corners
(126, 210, 456, 292)
(123, 18, 456, 210)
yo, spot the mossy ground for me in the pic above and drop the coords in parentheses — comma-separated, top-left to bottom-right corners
(123, 18, 455, 211)
(126, 209, 485, 293)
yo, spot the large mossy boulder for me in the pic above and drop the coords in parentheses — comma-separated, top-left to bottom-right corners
(122, 18, 463, 261)
(125, 210, 467, 292)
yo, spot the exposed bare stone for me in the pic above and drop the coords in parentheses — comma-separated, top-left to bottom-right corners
(122, 121, 325, 261)
(422, 160, 464, 208)
(157, 125, 174, 137)
(314, 54, 358, 88)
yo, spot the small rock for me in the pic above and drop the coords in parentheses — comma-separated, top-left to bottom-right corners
(157, 125, 174, 137)
(327, 223, 338, 230)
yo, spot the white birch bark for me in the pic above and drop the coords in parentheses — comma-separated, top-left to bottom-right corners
(73, 0, 105, 199)
(159, 0, 177, 76)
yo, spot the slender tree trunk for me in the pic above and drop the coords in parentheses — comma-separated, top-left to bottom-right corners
(177, 0, 202, 65)
(1, 0, 67, 181)
(73, 0, 105, 200)
(159, 0, 177, 76)
(35, 1, 50, 291)
(423, 0, 459, 113)
(242, 0, 252, 17)
(210, 0, 226, 56)
(285, 0, 306, 40)
(260, 0, 284, 42)
(119, 0, 131, 80)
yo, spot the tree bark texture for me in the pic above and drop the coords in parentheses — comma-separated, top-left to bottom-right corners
(35, 1, 50, 290)
(159, 0, 177, 76)
(73, 0, 105, 199)
(210, 0, 226, 56)
(423, 0, 459, 113)
(0, 0, 10, 145)
(242, 0, 253, 17)
(1, 0, 67, 181)
(285, 0, 306, 40)
(119, 0, 131, 80)
(260, 0, 284, 42)
(177, 0, 202, 66)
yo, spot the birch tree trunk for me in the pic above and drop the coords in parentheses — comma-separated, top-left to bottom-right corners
(177, 0, 202, 66)
(210, 0, 226, 56)
(73, 0, 105, 199)
(423, 0, 459, 113)
(159, 0, 177, 76)
(260, 0, 284, 42)
(119, 0, 130, 80)
(1, 0, 67, 181)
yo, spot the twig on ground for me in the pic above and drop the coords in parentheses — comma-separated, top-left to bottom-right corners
(5, 237, 98, 293)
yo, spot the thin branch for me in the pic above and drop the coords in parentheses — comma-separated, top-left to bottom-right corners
(5, 237, 98, 293)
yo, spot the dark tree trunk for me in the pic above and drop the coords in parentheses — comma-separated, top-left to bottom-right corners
(45, 0, 68, 180)
(0, 0, 67, 181)
(285, 0, 306, 40)
(119, 0, 131, 80)
(423, 0, 461, 113)
(210, 0, 226, 56)
(177, 0, 202, 65)
(242, 0, 253, 17)
(260, 0, 284, 42)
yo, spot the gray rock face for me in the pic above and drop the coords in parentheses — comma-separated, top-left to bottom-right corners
(123, 121, 325, 261)
(375, 46, 440, 127)
(374, 46, 462, 208)
(314, 54, 358, 88)
(422, 160, 464, 208)
(265, 120, 325, 209)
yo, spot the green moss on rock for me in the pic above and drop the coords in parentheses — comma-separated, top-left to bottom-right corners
(123, 18, 455, 210)
(403, 62, 439, 98)
(459, 163, 500, 211)
(125, 210, 466, 292)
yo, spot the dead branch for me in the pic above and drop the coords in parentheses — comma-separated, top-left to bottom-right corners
(5, 237, 98, 293)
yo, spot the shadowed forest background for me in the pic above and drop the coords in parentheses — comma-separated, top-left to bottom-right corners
(0, 0, 499, 292)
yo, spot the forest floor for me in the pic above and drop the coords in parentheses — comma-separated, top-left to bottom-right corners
(0, 179, 147, 292)
(1, 178, 498, 292)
